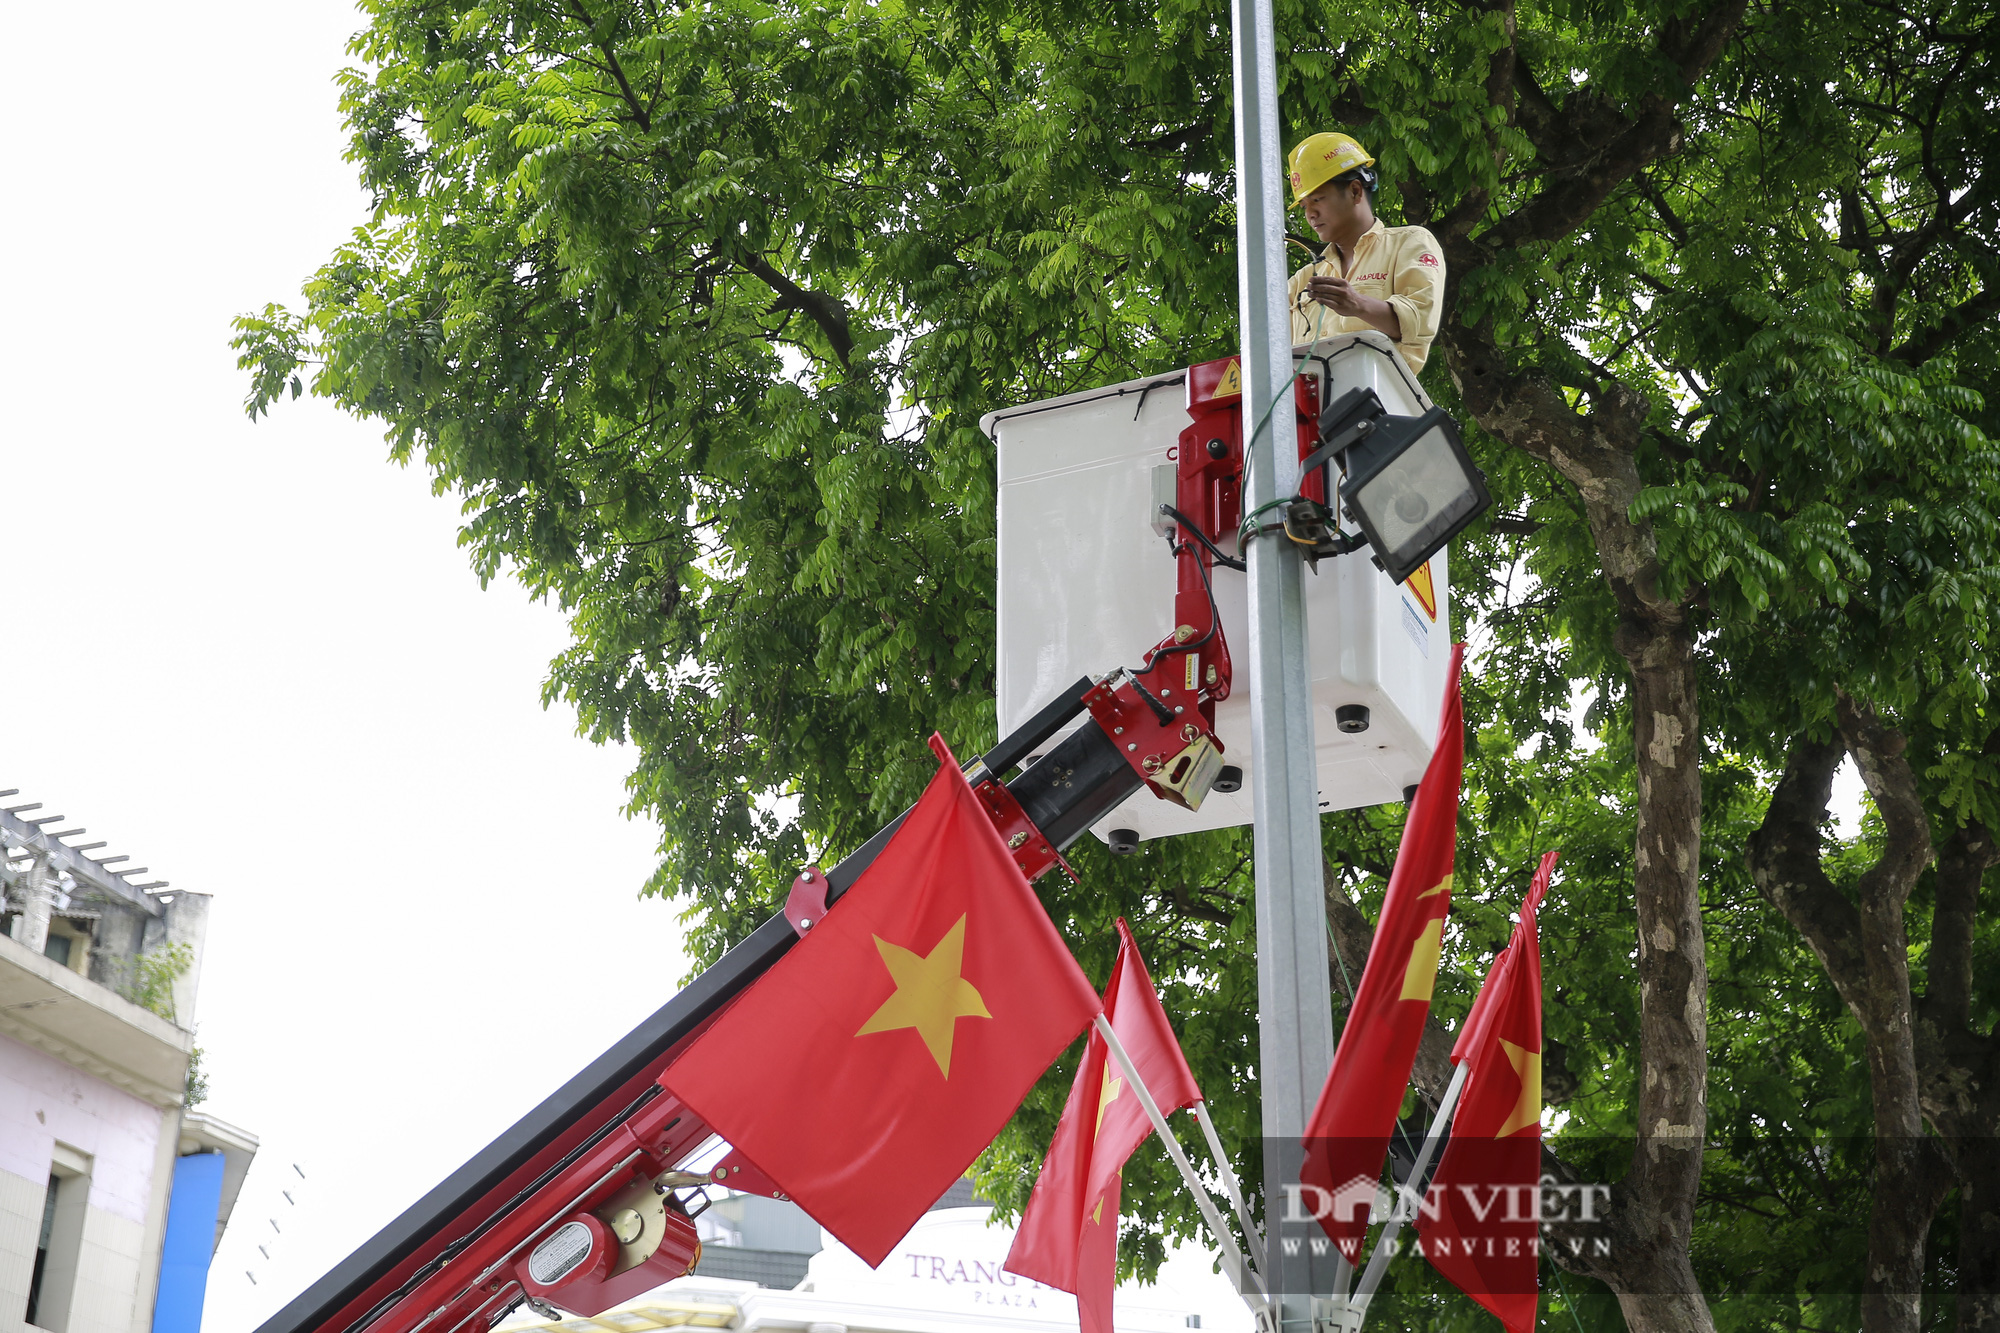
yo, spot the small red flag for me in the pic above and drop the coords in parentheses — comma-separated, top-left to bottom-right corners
(1300, 643, 1465, 1261)
(1417, 851, 1555, 1333)
(1006, 920, 1202, 1327)
(662, 736, 1102, 1267)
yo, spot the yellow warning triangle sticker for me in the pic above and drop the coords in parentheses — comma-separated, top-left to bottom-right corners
(1211, 359, 1242, 399)
(1405, 560, 1438, 620)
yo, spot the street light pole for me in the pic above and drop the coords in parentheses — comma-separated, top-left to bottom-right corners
(1228, 0, 1345, 1327)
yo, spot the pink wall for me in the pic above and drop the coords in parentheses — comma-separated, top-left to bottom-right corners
(0, 1031, 168, 1225)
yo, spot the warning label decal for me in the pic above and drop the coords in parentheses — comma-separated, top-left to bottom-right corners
(1404, 560, 1438, 621)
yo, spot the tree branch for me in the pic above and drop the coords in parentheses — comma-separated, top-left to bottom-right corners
(565, 0, 653, 132)
(1865, 48, 1977, 352)
(733, 251, 855, 370)
(1836, 693, 1935, 911)
(1430, 0, 1517, 242)
(1440, 320, 1672, 626)
(1925, 820, 1998, 1035)
(1747, 732, 1867, 1002)
(1475, 0, 1746, 251)
(1636, 170, 1692, 249)
(1888, 285, 2000, 366)
(1920, 725, 2000, 1036)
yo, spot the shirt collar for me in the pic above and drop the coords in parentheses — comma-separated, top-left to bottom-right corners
(1334, 219, 1388, 273)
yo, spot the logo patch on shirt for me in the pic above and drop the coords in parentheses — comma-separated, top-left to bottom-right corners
(1417, 252, 1441, 267)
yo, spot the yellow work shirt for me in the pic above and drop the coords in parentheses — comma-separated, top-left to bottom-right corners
(1287, 220, 1445, 375)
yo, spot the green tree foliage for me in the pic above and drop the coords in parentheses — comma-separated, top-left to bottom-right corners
(237, 0, 1999, 1326)
(184, 1038, 209, 1108)
(120, 941, 209, 1104)
(124, 940, 193, 1023)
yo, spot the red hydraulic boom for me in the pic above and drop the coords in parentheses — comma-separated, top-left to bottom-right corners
(256, 357, 1322, 1333)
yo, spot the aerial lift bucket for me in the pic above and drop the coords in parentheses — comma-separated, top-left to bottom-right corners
(983, 332, 1452, 849)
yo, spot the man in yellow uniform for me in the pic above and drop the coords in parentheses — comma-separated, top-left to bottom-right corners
(1285, 132, 1445, 375)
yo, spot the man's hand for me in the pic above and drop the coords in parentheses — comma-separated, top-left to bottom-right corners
(1306, 274, 1368, 315)
(1306, 274, 1403, 340)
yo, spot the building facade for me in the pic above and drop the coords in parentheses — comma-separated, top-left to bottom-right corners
(1, 794, 256, 1333)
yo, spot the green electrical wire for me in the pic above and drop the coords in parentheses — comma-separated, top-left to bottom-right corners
(1550, 1262, 1591, 1333)
(1325, 913, 1359, 1002)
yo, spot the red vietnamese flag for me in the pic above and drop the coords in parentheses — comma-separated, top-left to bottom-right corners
(1072, 1173, 1121, 1333)
(1006, 921, 1202, 1333)
(1417, 851, 1556, 1333)
(1300, 643, 1466, 1260)
(662, 736, 1101, 1267)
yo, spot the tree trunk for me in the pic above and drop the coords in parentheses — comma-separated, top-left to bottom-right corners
(1442, 321, 1713, 1331)
(1918, 819, 2000, 1333)
(1612, 622, 1712, 1333)
(1844, 702, 1953, 1333)
(1957, 1135, 2000, 1333)
(1748, 702, 1953, 1333)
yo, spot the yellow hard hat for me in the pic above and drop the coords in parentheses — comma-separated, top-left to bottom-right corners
(1288, 132, 1376, 205)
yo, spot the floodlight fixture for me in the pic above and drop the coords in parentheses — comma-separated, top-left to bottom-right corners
(1294, 387, 1492, 584)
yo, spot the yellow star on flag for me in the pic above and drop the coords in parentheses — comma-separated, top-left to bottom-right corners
(1090, 1197, 1105, 1226)
(1496, 1038, 1542, 1137)
(1094, 1066, 1124, 1139)
(855, 914, 992, 1078)
(1400, 917, 1445, 1002)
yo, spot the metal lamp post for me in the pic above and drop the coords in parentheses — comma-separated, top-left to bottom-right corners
(1226, 0, 1346, 1327)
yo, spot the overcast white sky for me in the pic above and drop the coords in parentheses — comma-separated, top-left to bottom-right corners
(0, 6, 1263, 1333)
(1, 1, 683, 1326)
